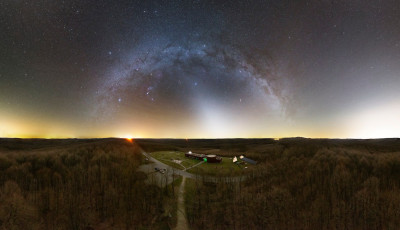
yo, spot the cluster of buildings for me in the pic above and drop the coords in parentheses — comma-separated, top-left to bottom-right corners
(184, 151, 257, 165)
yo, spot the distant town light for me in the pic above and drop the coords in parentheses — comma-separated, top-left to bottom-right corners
(123, 135, 133, 142)
(125, 138, 133, 142)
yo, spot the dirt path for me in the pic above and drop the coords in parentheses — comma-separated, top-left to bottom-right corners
(174, 177, 189, 230)
(184, 161, 205, 171)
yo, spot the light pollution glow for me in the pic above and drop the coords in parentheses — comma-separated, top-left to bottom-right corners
(1, 101, 399, 139)
(1, 0, 399, 139)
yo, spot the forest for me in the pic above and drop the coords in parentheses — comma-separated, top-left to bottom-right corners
(1, 138, 400, 229)
(0, 138, 176, 230)
(181, 138, 400, 230)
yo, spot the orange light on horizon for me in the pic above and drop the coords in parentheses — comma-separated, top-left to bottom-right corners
(125, 137, 133, 142)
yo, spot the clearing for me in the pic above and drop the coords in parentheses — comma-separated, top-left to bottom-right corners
(150, 151, 249, 176)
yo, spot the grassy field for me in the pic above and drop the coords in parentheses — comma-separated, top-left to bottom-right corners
(186, 156, 246, 175)
(151, 151, 198, 170)
(150, 151, 248, 175)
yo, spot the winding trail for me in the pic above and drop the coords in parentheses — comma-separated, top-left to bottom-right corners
(174, 177, 189, 230)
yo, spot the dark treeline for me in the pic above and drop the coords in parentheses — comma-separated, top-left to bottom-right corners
(185, 139, 400, 230)
(0, 139, 169, 230)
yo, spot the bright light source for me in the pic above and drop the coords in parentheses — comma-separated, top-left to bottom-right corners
(123, 135, 133, 142)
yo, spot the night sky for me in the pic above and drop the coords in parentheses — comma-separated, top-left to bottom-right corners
(1, 0, 399, 138)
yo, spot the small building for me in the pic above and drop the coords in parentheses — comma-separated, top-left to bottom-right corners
(206, 154, 222, 163)
(185, 151, 222, 163)
(185, 151, 205, 160)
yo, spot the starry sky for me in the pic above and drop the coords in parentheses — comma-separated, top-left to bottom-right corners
(1, 0, 399, 138)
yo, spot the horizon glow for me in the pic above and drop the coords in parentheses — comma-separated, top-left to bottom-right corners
(1, 0, 399, 139)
